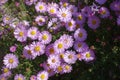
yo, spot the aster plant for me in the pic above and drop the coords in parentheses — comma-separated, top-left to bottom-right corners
(0, 0, 120, 80)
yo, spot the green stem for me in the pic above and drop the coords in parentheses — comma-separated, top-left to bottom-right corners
(19, 0, 31, 21)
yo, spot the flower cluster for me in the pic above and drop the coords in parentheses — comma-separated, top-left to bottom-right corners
(0, 0, 120, 80)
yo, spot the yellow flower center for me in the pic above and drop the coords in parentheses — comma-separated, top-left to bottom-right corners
(58, 43, 63, 49)
(101, 10, 106, 15)
(9, 59, 14, 64)
(42, 35, 48, 40)
(92, 20, 97, 25)
(19, 31, 24, 37)
(40, 74, 45, 80)
(49, 48, 54, 54)
(78, 33, 83, 38)
(86, 52, 91, 58)
(3, 68, 9, 73)
(6, 17, 10, 20)
(52, 59, 56, 63)
(62, 13, 67, 17)
(17, 77, 22, 80)
(47, 63, 50, 67)
(49, 29, 53, 32)
(68, 54, 73, 59)
(65, 65, 70, 70)
(50, 9, 55, 14)
(78, 15, 82, 20)
(34, 46, 41, 52)
(60, 53, 64, 59)
(39, 6, 43, 10)
(27, 50, 32, 55)
(53, 23, 57, 27)
(39, 19, 43, 22)
(57, 66, 62, 72)
(63, 3, 67, 7)
(78, 43, 82, 48)
(68, 22, 73, 27)
(48, 69, 52, 73)
(31, 30, 36, 35)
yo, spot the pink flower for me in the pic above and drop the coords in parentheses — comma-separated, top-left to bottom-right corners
(30, 75, 36, 80)
(15, 2, 20, 7)
(10, 45, 17, 52)
(40, 63, 43, 67)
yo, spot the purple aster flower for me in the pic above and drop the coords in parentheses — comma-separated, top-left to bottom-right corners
(47, 18, 61, 31)
(87, 16, 100, 29)
(37, 71, 49, 80)
(75, 12, 86, 24)
(0, 74, 7, 80)
(14, 27, 27, 42)
(39, 31, 52, 45)
(54, 39, 65, 53)
(59, 2, 69, 8)
(10, 45, 17, 53)
(117, 16, 120, 26)
(74, 28, 87, 42)
(99, 7, 110, 18)
(42, 62, 55, 77)
(65, 19, 76, 31)
(63, 50, 77, 64)
(27, 27, 39, 40)
(35, 15, 46, 26)
(1, 66, 11, 77)
(67, 4, 78, 16)
(14, 74, 25, 80)
(47, 3, 59, 15)
(59, 34, 74, 49)
(57, 7, 72, 22)
(35, 2, 47, 13)
(25, 0, 37, 6)
(58, 52, 66, 62)
(45, 43, 57, 56)
(81, 6, 93, 17)
(95, 0, 107, 5)
(23, 44, 36, 60)
(3, 54, 19, 69)
(31, 41, 45, 56)
(47, 54, 61, 69)
(110, 1, 120, 11)
(2, 15, 12, 24)
(63, 64, 72, 73)
(53, 64, 64, 74)
(30, 75, 36, 80)
(82, 49, 95, 62)
(74, 41, 89, 53)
